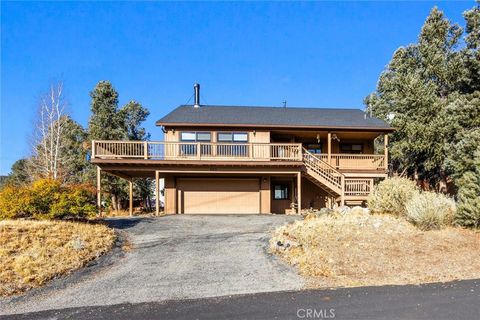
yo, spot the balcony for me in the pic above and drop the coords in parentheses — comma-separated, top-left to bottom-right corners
(317, 154, 386, 171)
(92, 140, 303, 161)
(91, 140, 387, 172)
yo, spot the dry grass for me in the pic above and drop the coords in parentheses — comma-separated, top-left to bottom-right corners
(0, 220, 115, 297)
(103, 209, 158, 217)
(270, 212, 480, 288)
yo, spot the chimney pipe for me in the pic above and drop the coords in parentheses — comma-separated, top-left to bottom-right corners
(193, 83, 200, 108)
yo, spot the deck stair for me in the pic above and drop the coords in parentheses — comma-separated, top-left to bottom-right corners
(302, 148, 344, 201)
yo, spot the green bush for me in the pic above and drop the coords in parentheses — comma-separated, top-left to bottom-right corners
(455, 170, 480, 228)
(0, 179, 97, 220)
(367, 177, 419, 216)
(405, 192, 456, 230)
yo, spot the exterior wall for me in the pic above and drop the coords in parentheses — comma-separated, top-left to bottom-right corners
(164, 175, 176, 214)
(249, 131, 270, 143)
(163, 127, 271, 144)
(301, 178, 329, 209)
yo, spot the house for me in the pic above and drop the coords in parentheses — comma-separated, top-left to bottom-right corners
(91, 84, 394, 215)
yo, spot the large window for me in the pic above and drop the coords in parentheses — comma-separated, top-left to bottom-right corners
(180, 132, 211, 156)
(217, 132, 248, 142)
(340, 143, 363, 154)
(217, 132, 249, 157)
(273, 184, 289, 200)
(305, 143, 322, 154)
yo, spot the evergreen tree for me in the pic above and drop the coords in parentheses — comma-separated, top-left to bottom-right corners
(118, 100, 153, 211)
(60, 116, 88, 183)
(87, 81, 152, 211)
(87, 81, 127, 210)
(456, 150, 480, 228)
(120, 100, 151, 140)
(365, 5, 479, 190)
(5, 159, 31, 186)
(88, 81, 125, 141)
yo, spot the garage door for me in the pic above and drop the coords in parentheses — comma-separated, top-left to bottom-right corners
(177, 179, 260, 214)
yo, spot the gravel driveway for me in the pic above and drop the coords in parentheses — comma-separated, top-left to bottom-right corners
(1, 215, 304, 315)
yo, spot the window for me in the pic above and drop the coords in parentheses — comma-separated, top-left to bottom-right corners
(217, 132, 249, 157)
(180, 132, 196, 141)
(273, 184, 289, 200)
(340, 143, 363, 154)
(180, 132, 211, 156)
(217, 132, 249, 142)
(180, 132, 211, 142)
(305, 143, 322, 154)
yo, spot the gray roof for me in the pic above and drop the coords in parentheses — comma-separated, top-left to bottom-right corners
(156, 105, 394, 130)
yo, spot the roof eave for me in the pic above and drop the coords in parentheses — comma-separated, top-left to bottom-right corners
(155, 121, 396, 132)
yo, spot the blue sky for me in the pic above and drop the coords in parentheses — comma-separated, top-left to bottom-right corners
(1, 1, 474, 174)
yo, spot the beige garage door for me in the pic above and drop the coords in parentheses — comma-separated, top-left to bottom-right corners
(177, 179, 260, 214)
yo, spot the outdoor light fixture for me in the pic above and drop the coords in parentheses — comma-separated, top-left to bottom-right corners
(332, 134, 340, 142)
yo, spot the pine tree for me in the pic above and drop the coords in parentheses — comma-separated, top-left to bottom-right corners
(87, 81, 127, 210)
(87, 81, 152, 211)
(88, 81, 125, 141)
(365, 5, 479, 191)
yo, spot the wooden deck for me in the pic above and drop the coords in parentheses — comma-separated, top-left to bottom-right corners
(92, 140, 386, 172)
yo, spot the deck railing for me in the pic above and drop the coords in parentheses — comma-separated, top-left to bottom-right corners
(344, 178, 373, 196)
(317, 154, 386, 171)
(92, 140, 303, 161)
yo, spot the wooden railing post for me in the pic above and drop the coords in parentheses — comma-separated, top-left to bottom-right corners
(384, 134, 389, 171)
(91, 140, 96, 159)
(197, 142, 201, 159)
(297, 171, 302, 214)
(327, 132, 332, 165)
(340, 175, 345, 207)
(144, 141, 148, 159)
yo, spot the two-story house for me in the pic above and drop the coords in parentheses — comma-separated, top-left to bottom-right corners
(91, 84, 394, 215)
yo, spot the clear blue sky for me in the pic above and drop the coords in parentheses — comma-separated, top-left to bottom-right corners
(1, 1, 474, 174)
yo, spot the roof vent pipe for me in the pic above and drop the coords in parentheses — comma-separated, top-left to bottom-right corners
(193, 83, 200, 108)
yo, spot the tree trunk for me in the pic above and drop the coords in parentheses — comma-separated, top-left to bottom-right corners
(111, 194, 118, 211)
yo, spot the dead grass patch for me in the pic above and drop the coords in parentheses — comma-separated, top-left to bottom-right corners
(0, 220, 115, 297)
(270, 213, 480, 288)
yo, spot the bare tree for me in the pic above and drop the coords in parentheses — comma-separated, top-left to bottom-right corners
(30, 82, 67, 180)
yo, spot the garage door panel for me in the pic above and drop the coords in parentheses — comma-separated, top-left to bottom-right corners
(178, 179, 260, 214)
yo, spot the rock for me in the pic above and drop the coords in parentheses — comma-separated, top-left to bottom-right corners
(319, 207, 334, 216)
(275, 239, 300, 251)
(335, 206, 352, 215)
(351, 206, 370, 215)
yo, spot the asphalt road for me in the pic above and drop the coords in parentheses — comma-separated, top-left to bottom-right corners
(4, 279, 479, 320)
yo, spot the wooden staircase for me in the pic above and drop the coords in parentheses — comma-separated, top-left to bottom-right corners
(302, 149, 374, 206)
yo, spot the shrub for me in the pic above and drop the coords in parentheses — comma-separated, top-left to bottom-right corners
(405, 192, 456, 230)
(0, 185, 30, 219)
(27, 179, 62, 219)
(0, 179, 97, 220)
(49, 184, 97, 219)
(367, 177, 419, 216)
(455, 170, 480, 228)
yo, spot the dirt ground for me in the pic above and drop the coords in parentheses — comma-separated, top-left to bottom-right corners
(270, 212, 480, 287)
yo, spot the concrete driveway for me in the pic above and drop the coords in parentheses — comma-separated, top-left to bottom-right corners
(1, 215, 304, 315)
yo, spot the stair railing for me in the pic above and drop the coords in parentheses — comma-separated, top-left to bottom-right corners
(302, 148, 345, 193)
